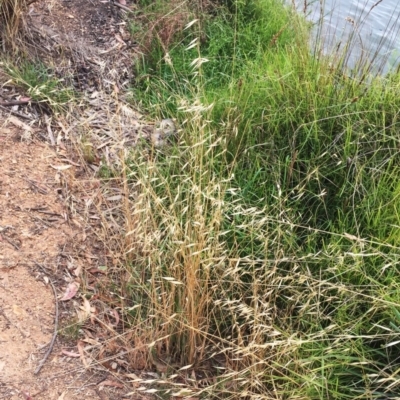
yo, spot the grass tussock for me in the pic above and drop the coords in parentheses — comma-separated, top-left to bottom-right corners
(123, 0, 400, 398)
(1, 60, 76, 110)
(0, 0, 27, 49)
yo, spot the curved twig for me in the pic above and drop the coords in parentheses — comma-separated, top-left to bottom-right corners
(33, 262, 59, 375)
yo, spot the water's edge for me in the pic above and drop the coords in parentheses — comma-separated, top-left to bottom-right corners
(291, 0, 400, 74)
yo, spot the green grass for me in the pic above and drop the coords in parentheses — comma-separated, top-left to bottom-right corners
(3, 60, 75, 110)
(125, 0, 400, 398)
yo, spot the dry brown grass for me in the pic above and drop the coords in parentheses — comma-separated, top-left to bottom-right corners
(3, 0, 399, 398)
(134, 1, 194, 55)
(0, 0, 28, 49)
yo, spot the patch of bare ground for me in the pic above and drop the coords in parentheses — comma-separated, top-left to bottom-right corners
(0, 119, 128, 399)
(0, 0, 162, 397)
(25, 0, 136, 92)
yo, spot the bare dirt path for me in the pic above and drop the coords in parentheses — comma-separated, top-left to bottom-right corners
(1, 0, 175, 393)
(0, 0, 149, 398)
(0, 122, 101, 399)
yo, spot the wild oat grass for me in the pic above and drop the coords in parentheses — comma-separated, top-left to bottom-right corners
(123, 0, 400, 398)
(0, 0, 26, 48)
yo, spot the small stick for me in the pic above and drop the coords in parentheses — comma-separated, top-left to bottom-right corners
(2, 235, 20, 250)
(0, 100, 31, 106)
(0, 105, 33, 120)
(33, 261, 59, 375)
(112, 1, 132, 12)
(25, 178, 48, 195)
(45, 116, 55, 146)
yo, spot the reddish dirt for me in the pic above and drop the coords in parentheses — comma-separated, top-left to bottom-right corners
(0, 0, 135, 400)
(0, 106, 144, 400)
(0, 0, 143, 398)
(0, 122, 101, 398)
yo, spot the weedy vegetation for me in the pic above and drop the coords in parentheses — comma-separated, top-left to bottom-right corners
(0, 1, 75, 110)
(2, 0, 400, 398)
(3, 61, 75, 109)
(124, 0, 400, 398)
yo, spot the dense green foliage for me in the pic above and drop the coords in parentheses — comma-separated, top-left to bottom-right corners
(127, 1, 400, 398)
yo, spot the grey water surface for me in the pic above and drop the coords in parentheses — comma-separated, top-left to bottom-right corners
(292, 0, 400, 74)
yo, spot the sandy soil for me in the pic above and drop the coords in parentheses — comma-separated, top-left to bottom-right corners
(0, 0, 146, 398)
(0, 122, 111, 399)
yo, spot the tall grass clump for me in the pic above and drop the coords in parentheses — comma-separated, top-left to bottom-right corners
(0, 0, 26, 48)
(125, 0, 400, 398)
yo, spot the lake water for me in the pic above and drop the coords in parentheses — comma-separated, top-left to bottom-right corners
(290, 0, 400, 74)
